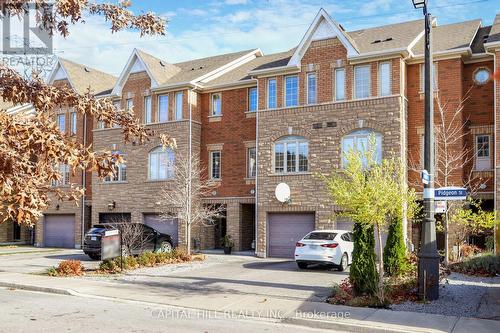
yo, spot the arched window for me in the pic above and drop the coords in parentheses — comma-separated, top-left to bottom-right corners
(149, 147, 175, 180)
(341, 129, 382, 167)
(273, 135, 308, 174)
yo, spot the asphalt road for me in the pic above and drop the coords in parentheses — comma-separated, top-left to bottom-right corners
(0, 287, 346, 333)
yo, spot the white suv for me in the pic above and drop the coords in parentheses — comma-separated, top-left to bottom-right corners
(294, 230, 354, 271)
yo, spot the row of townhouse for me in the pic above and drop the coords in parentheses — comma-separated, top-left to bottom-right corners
(3, 9, 500, 257)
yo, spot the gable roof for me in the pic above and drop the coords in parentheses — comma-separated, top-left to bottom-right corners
(486, 14, 500, 44)
(411, 19, 481, 56)
(205, 49, 295, 87)
(347, 19, 424, 54)
(112, 48, 260, 95)
(471, 25, 492, 54)
(288, 8, 359, 66)
(48, 58, 117, 95)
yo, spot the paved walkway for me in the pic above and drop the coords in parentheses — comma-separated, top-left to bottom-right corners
(0, 270, 498, 333)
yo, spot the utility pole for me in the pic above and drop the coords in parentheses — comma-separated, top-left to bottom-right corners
(412, 0, 440, 300)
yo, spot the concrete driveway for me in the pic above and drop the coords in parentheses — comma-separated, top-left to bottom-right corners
(0, 246, 100, 273)
(93, 254, 348, 303)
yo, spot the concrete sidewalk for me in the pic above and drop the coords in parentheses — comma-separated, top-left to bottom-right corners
(0, 245, 62, 255)
(0, 271, 498, 333)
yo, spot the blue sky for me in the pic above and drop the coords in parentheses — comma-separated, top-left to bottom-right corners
(49, 0, 498, 76)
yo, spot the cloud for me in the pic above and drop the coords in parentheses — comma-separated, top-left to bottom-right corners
(224, 0, 249, 5)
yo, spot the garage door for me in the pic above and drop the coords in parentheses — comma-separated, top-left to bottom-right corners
(144, 214, 179, 246)
(268, 213, 315, 258)
(44, 214, 75, 248)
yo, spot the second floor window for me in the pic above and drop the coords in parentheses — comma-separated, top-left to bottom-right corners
(126, 98, 134, 112)
(274, 135, 308, 174)
(379, 62, 391, 96)
(70, 112, 77, 135)
(158, 95, 169, 122)
(267, 78, 277, 109)
(247, 147, 256, 178)
(475, 135, 491, 171)
(144, 96, 152, 124)
(175, 92, 183, 120)
(52, 164, 70, 186)
(210, 151, 221, 180)
(342, 130, 382, 167)
(354, 65, 371, 99)
(104, 163, 127, 182)
(149, 147, 175, 181)
(113, 101, 121, 128)
(211, 93, 222, 116)
(285, 75, 298, 107)
(248, 87, 257, 112)
(335, 68, 345, 101)
(307, 73, 317, 104)
(57, 114, 65, 133)
(420, 63, 438, 91)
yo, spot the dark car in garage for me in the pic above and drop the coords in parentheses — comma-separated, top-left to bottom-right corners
(83, 223, 174, 260)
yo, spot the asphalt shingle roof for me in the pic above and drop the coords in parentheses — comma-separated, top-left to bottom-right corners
(411, 19, 481, 55)
(487, 14, 500, 44)
(58, 58, 117, 95)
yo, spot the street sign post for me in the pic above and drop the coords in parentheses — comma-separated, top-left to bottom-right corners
(434, 187, 467, 201)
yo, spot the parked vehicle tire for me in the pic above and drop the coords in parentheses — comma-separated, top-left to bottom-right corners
(297, 262, 308, 269)
(338, 253, 348, 271)
(88, 254, 101, 261)
(157, 241, 173, 253)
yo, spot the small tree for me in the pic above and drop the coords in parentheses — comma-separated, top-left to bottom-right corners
(325, 140, 417, 300)
(383, 216, 408, 276)
(159, 150, 224, 254)
(120, 223, 155, 256)
(449, 199, 496, 258)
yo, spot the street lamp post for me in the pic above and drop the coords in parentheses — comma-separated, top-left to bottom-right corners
(412, 0, 440, 300)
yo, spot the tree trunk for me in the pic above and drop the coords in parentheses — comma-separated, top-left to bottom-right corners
(376, 222, 385, 302)
(186, 223, 191, 255)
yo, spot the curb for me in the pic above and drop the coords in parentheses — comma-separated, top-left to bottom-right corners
(283, 317, 426, 333)
(0, 281, 77, 296)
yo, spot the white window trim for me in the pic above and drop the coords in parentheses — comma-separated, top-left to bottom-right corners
(52, 164, 70, 187)
(306, 72, 317, 105)
(248, 87, 258, 112)
(267, 78, 277, 109)
(284, 75, 299, 107)
(148, 147, 174, 181)
(334, 68, 346, 101)
(475, 134, 491, 171)
(353, 65, 371, 99)
(420, 62, 438, 92)
(247, 147, 256, 178)
(378, 61, 392, 96)
(157, 94, 169, 123)
(273, 136, 309, 174)
(209, 150, 222, 180)
(70, 112, 77, 135)
(341, 130, 382, 168)
(104, 163, 127, 183)
(175, 92, 183, 120)
(144, 96, 152, 124)
(211, 93, 222, 116)
(57, 114, 66, 134)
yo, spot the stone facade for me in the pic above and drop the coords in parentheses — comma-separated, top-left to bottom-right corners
(0, 220, 31, 244)
(255, 96, 405, 257)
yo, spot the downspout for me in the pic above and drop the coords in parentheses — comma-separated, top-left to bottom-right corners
(81, 112, 87, 249)
(254, 78, 259, 257)
(187, 90, 193, 253)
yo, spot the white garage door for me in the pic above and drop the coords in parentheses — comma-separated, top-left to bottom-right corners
(268, 213, 315, 258)
(44, 214, 75, 248)
(144, 214, 179, 246)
